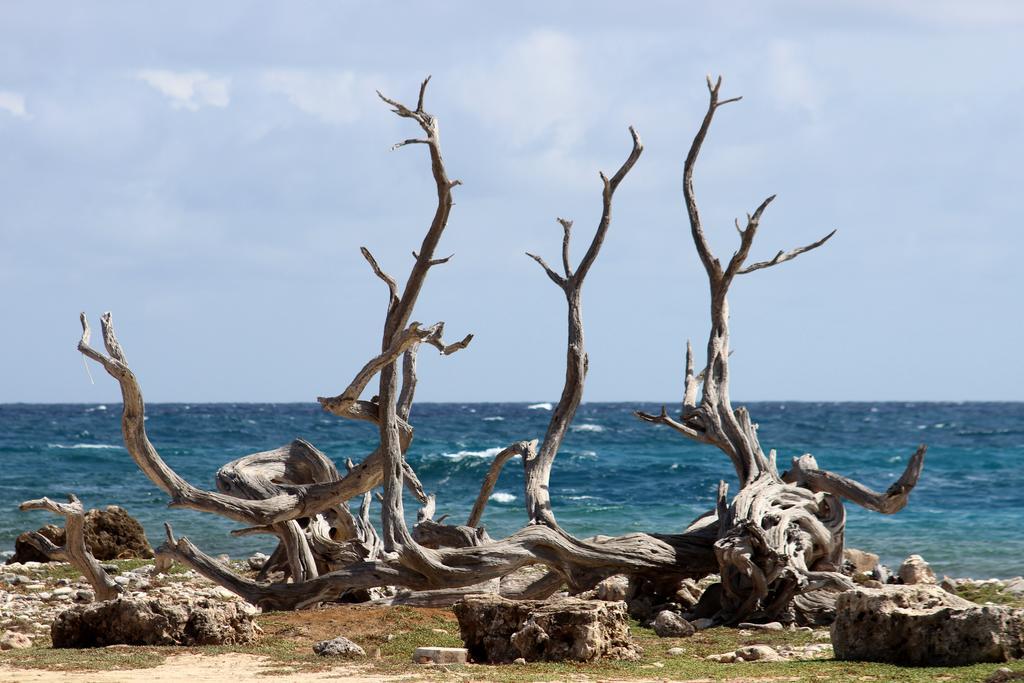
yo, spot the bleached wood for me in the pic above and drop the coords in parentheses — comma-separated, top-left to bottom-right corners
(19, 495, 122, 601)
(635, 75, 925, 624)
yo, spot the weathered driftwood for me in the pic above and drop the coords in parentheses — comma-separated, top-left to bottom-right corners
(635, 76, 925, 624)
(18, 495, 122, 601)
(74, 76, 926, 621)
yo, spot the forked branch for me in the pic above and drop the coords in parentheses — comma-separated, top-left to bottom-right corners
(19, 494, 121, 601)
(524, 126, 643, 527)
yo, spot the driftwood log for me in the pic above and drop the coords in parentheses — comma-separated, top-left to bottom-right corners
(71, 76, 925, 622)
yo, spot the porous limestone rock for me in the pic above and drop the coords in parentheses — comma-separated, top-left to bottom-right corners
(832, 585, 1024, 665)
(898, 554, 937, 585)
(51, 597, 257, 647)
(453, 594, 641, 663)
(313, 636, 365, 657)
(653, 610, 694, 638)
(843, 548, 880, 575)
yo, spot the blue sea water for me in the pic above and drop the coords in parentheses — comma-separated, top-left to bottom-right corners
(1, 402, 1022, 579)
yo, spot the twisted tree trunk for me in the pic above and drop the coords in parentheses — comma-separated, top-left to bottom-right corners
(70, 76, 925, 622)
(635, 76, 925, 624)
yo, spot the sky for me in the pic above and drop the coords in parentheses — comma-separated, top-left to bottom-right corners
(1, 1, 1022, 404)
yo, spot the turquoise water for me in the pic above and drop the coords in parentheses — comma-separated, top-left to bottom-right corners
(1, 402, 1022, 578)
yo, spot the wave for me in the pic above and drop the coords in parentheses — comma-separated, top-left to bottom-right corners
(441, 446, 504, 461)
(527, 402, 553, 411)
(482, 416, 504, 422)
(572, 423, 605, 433)
(85, 405, 108, 413)
(47, 443, 123, 450)
(489, 492, 516, 503)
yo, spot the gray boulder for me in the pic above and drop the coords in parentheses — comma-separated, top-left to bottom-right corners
(313, 636, 365, 657)
(454, 594, 641, 663)
(653, 610, 695, 638)
(832, 585, 1024, 665)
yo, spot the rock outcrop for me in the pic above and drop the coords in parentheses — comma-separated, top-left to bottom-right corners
(51, 597, 258, 647)
(832, 585, 1024, 665)
(9, 506, 153, 564)
(453, 595, 641, 663)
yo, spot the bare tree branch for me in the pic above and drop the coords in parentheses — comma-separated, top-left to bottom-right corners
(360, 246, 398, 309)
(19, 494, 122, 600)
(524, 127, 643, 527)
(467, 440, 537, 528)
(739, 229, 837, 275)
(783, 445, 927, 514)
(526, 251, 568, 288)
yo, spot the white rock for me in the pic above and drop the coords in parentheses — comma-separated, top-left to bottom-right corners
(0, 630, 32, 650)
(313, 636, 366, 658)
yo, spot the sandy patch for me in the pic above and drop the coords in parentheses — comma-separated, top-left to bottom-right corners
(0, 653, 398, 683)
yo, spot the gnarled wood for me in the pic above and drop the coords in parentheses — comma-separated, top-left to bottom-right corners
(524, 127, 643, 527)
(69, 76, 925, 621)
(635, 75, 925, 624)
(19, 495, 122, 601)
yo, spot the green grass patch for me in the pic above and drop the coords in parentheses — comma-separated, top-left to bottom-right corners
(954, 582, 1024, 609)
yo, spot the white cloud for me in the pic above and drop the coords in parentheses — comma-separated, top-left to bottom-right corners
(136, 70, 230, 111)
(453, 29, 595, 150)
(262, 69, 375, 125)
(0, 91, 28, 118)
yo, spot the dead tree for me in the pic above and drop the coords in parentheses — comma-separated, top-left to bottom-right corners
(71, 76, 924, 621)
(635, 76, 925, 624)
(19, 495, 122, 601)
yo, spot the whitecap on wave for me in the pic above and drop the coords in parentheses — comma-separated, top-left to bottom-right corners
(527, 402, 553, 410)
(441, 446, 505, 461)
(483, 416, 504, 422)
(572, 423, 605, 433)
(489, 492, 516, 503)
(47, 443, 123, 450)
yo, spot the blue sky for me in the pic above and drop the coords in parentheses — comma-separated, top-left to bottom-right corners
(1, 1, 1022, 403)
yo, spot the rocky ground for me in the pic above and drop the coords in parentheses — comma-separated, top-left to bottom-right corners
(0, 559, 257, 649)
(1, 555, 1023, 681)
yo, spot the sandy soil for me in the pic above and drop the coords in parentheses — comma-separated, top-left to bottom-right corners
(0, 653, 392, 683)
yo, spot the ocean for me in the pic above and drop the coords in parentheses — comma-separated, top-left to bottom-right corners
(1, 402, 1021, 579)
